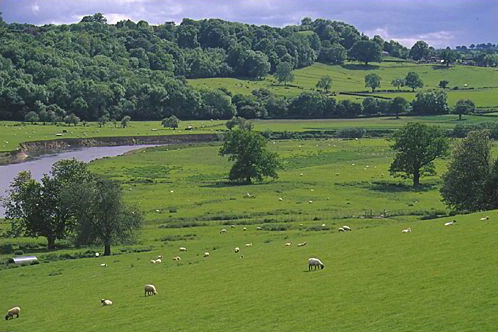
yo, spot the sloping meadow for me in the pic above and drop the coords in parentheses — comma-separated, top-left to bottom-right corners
(1, 138, 497, 331)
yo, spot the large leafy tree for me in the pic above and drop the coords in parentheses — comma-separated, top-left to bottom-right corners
(405, 72, 424, 91)
(364, 73, 381, 92)
(4, 159, 92, 249)
(453, 99, 475, 120)
(65, 176, 143, 256)
(440, 130, 497, 212)
(274, 62, 294, 85)
(219, 128, 280, 184)
(409, 40, 430, 60)
(411, 89, 448, 115)
(316, 75, 332, 93)
(389, 123, 449, 187)
(349, 40, 382, 65)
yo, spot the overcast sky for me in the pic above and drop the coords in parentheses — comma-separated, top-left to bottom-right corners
(1, 0, 497, 48)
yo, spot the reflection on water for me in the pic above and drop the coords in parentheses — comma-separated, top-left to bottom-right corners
(0, 145, 156, 217)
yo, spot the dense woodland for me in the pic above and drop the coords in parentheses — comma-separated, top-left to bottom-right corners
(1, 13, 497, 122)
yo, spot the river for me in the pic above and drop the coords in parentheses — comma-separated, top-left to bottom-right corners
(0, 145, 157, 217)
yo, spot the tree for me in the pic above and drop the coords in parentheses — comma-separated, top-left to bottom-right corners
(411, 89, 448, 115)
(274, 62, 294, 85)
(405, 72, 423, 91)
(364, 73, 381, 92)
(389, 123, 449, 187)
(440, 47, 458, 67)
(453, 99, 475, 120)
(440, 130, 496, 211)
(66, 176, 143, 256)
(225, 116, 253, 131)
(121, 115, 131, 128)
(409, 40, 430, 60)
(219, 128, 280, 184)
(389, 97, 409, 119)
(316, 75, 332, 93)
(4, 160, 92, 249)
(439, 80, 449, 89)
(162, 115, 180, 129)
(391, 78, 405, 91)
(318, 43, 346, 65)
(349, 40, 382, 65)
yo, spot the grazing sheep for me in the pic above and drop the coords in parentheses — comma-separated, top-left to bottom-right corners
(155, 259, 162, 263)
(338, 227, 345, 232)
(308, 258, 325, 271)
(179, 247, 187, 251)
(150, 259, 157, 264)
(245, 243, 253, 247)
(285, 242, 292, 246)
(203, 252, 210, 257)
(220, 228, 227, 234)
(297, 242, 307, 247)
(401, 227, 412, 233)
(172, 256, 181, 261)
(243, 227, 247, 231)
(480, 216, 489, 221)
(342, 225, 351, 231)
(157, 255, 163, 259)
(256, 226, 263, 230)
(144, 284, 157, 296)
(101, 299, 112, 306)
(5, 306, 20, 320)
(444, 220, 456, 226)
(100, 263, 108, 267)
(234, 247, 240, 253)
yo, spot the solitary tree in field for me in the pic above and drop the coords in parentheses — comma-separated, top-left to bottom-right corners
(316, 75, 333, 93)
(405, 72, 423, 91)
(162, 115, 180, 129)
(391, 78, 405, 91)
(440, 47, 458, 67)
(274, 61, 294, 85)
(121, 115, 131, 128)
(349, 40, 382, 65)
(389, 123, 449, 187)
(441, 130, 497, 211)
(219, 128, 280, 184)
(365, 73, 381, 92)
(66, 176, 143, 256)
(453, 99, 475, 120)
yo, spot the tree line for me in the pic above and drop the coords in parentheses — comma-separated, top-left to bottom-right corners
(2, 13, 495, 123)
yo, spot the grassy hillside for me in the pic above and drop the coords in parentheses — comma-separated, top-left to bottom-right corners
(1, 138, 497, 331)
(188, 61, 498, 110)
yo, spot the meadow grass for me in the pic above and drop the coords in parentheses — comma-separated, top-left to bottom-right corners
(1, 138, 497, 331)
(188, 61, 498, 109)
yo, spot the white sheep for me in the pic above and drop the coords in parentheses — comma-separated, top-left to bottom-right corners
(220, 228, 227, 234)
(480, 216, 489, 221)
(155, 259, 162, 263)
(144, 284, 157, 296)
(100, 263, 108, 267)
(444, 220, 456, 226)
(243, 227, 247, 231)
(172, 256, 181, 261)
(338, 227, 345, 232)
(245, 243, 253, 247)
(101, 299, 112, 306)
(297, 242, 307, 247)
(342, 225, 352, 231)
(285, 242, 292, 246)
(157, 255, 163, 259)
(203, 252, 210, 257)
(179, 247, 187, 252)
(234, 247, 240, 253)
(150, 259, 157, 264)
(308, 258, 325, 271)
(401, 227, 412, 233)
(5, 306, 20, 320)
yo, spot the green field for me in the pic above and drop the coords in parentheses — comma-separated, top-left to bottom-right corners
(188, 61, 498, 110)
(1, 138, 497, 331)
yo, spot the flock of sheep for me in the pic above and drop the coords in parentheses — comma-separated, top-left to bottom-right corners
(5, 215, 492, 321)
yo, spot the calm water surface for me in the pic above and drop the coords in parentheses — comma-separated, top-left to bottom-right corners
(0, 145, 156, 216)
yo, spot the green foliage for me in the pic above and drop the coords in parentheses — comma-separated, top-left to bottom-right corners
(411, 89, 448, 115)
(219, 128, 280, 184)
(405, 72, 424, 91)
(409, 40, 431, 60)
(389, 122, 449, 186)
(274, 62, 294, 85)
(349, 40, 382, 65)
(365, 73, 381, 92)
(316, 75, 333, 93)
(441, 130, 497, 211)
(453, 99, 475, 120)
(162, 115, 180, 129)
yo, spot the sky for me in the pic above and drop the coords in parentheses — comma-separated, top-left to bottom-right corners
(1, 0, 497, 49)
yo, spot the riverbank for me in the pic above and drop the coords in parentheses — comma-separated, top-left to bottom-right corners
(0, 133, 220, 165)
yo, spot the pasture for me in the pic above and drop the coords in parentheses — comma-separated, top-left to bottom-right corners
(188, 61, 498, 110)
(1, 138, 497, 331)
